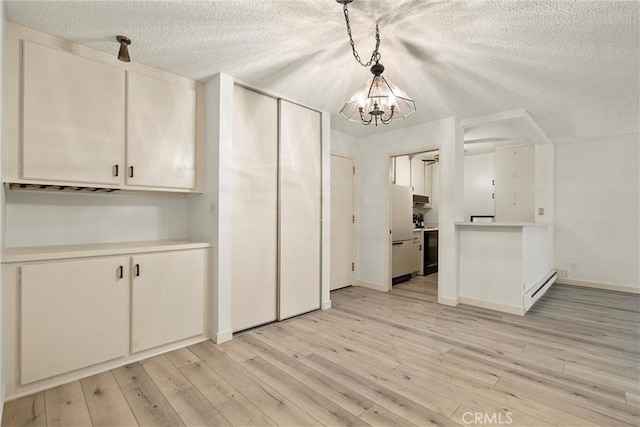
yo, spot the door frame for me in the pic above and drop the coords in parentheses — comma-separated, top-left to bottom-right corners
(386, 145, 441, 292)
(330, 151, 357, 290)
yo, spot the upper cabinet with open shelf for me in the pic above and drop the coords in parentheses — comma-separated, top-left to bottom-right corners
(3, 23, 200, 194)
(460, 109, 554, 223)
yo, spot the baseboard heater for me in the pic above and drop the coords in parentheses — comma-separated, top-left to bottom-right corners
(523, 269, 558, 312)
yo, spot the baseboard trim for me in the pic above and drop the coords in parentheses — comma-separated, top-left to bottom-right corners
(556, 278, 640, 294)
(438, 295, 459, 307)
(212, 329, 233, 344)
(4, 335, 209, 401)
(321, 300, 332, 310)
(459, 296, 525, 316)
(356, 280, 388, 292)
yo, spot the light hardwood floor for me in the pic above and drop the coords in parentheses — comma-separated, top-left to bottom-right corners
(3, 275, 639, 426)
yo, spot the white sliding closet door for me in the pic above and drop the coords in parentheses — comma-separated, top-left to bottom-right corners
(278, 100, 322, 320)
(231, 86, 278, 332)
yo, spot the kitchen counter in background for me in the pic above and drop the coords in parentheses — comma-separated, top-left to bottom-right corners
(456, 222, 556, 315)
(455, 221, 550, 227)
(3, 240, 212, 263)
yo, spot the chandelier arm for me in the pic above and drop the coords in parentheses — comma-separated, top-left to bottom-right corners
(342, 3, 381, 67)
(358, 107, 373, 125)
(379, 106, 396, 124)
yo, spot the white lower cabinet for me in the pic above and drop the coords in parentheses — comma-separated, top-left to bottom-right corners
(6, 243, 208, 391)
(131, 250, 205, 352)
(20, 257, 128, 384)
(392, 241, 414, 278)
(412, 232, 422, 273)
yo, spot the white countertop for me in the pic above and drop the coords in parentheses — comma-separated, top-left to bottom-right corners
(456, 221, 552, 228)
(3, 240, 212, 263)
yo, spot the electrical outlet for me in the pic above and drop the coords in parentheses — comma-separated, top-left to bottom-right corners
(559, 269, 568, 278)
(570, 262, 577, 271)
(538, 207, 545, 215)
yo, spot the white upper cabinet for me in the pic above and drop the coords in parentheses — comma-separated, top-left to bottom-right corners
(394, 155, 411, 186)
(126, 72, 196, 190)
(495, 144, 535, 222)
(424, 163, 433, 200)
(4, 25, 200, 193)
(410, 157, 425, 195)
(21, 41, 124, 185)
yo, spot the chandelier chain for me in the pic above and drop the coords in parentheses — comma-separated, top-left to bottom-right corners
(343, 3, 381, 67)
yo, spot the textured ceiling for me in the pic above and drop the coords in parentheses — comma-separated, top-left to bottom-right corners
(4, 0, 639, 141)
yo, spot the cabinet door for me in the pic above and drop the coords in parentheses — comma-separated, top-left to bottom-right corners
(22, 41, 124, 185)
(413, 233, 422, 273)
(126, 72, 196, 190)
(131, 250, 205, 353)
(278, 100, 321, 320)
(424, 163, 433, 200)
(394, 155, 411, 186)
(20, 257, 128, 384)
(495, 145, 535, 222)
(392, 241, 414, 278)
(231, 86, 278, 332)
(410, 157, 425, 195)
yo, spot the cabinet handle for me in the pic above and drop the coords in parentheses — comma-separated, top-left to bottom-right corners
(114, 165, 119, 177)
(129, 166, 134, 178)
(419, 245, 422, 250)
(117, 265, 123, 279)
(392, 242, 403, 246)
(135, 263, 140, 277)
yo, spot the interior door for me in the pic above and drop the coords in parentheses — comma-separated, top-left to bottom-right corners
(330, 154, 355, 291)
(231, 85, 278, 332)
(278, 100, 322, 320)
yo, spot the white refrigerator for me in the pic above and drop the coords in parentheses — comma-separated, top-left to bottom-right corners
(392, 185, 414, 281)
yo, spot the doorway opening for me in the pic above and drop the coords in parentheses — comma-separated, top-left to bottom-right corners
(389, 149, 440, 297)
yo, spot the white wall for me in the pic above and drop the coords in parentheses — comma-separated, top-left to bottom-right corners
(188, 73, 234, 343)
(338, 118, 460, 296)
(555, 133, 639, 291)
(331, 129, 358, 157)
(463, 152, 495, 221)
(5, 191, 188, 247)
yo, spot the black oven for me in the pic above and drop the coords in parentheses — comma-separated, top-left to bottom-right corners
(423, 229, 438, 275)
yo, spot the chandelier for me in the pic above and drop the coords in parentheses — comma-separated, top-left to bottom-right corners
(337, 0, 416, 126)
